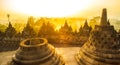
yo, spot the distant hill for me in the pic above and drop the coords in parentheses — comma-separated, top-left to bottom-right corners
(110, 19, 120, 31)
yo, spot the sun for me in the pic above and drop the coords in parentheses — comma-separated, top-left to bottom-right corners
(6, 0, 93, 17)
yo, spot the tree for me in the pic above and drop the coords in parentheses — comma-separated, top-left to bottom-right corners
(59, 20, 73, 34)
(21, 22, 36, 38)
(38, 22, 55, 37)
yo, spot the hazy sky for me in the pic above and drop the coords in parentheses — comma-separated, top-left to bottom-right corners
(0, 0, 120, 20)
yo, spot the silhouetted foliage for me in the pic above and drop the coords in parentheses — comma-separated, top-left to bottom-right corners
(59, 20, 73, 35)
(38, 22, 55, 37)
(0, 17, 93, 51)
(21, 22, 36, 38)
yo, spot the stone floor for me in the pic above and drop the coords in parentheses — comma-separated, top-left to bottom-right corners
(0, 47, 80, 65)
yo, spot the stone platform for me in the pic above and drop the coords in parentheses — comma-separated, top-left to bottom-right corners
(0, 47, 80, 65)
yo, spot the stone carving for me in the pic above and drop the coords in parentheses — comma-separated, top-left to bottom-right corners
(8, 38, 65, 65)
(75, 8, 120, 65)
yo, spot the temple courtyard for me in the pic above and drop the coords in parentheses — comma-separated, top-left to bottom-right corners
(0, 47, 80, 65)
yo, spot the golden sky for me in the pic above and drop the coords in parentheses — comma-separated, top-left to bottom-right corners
(0, 0, 120, 31)
(0, 0, 120, 21)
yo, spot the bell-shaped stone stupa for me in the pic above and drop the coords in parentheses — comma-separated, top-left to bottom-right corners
(76, 8, 120, 65)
